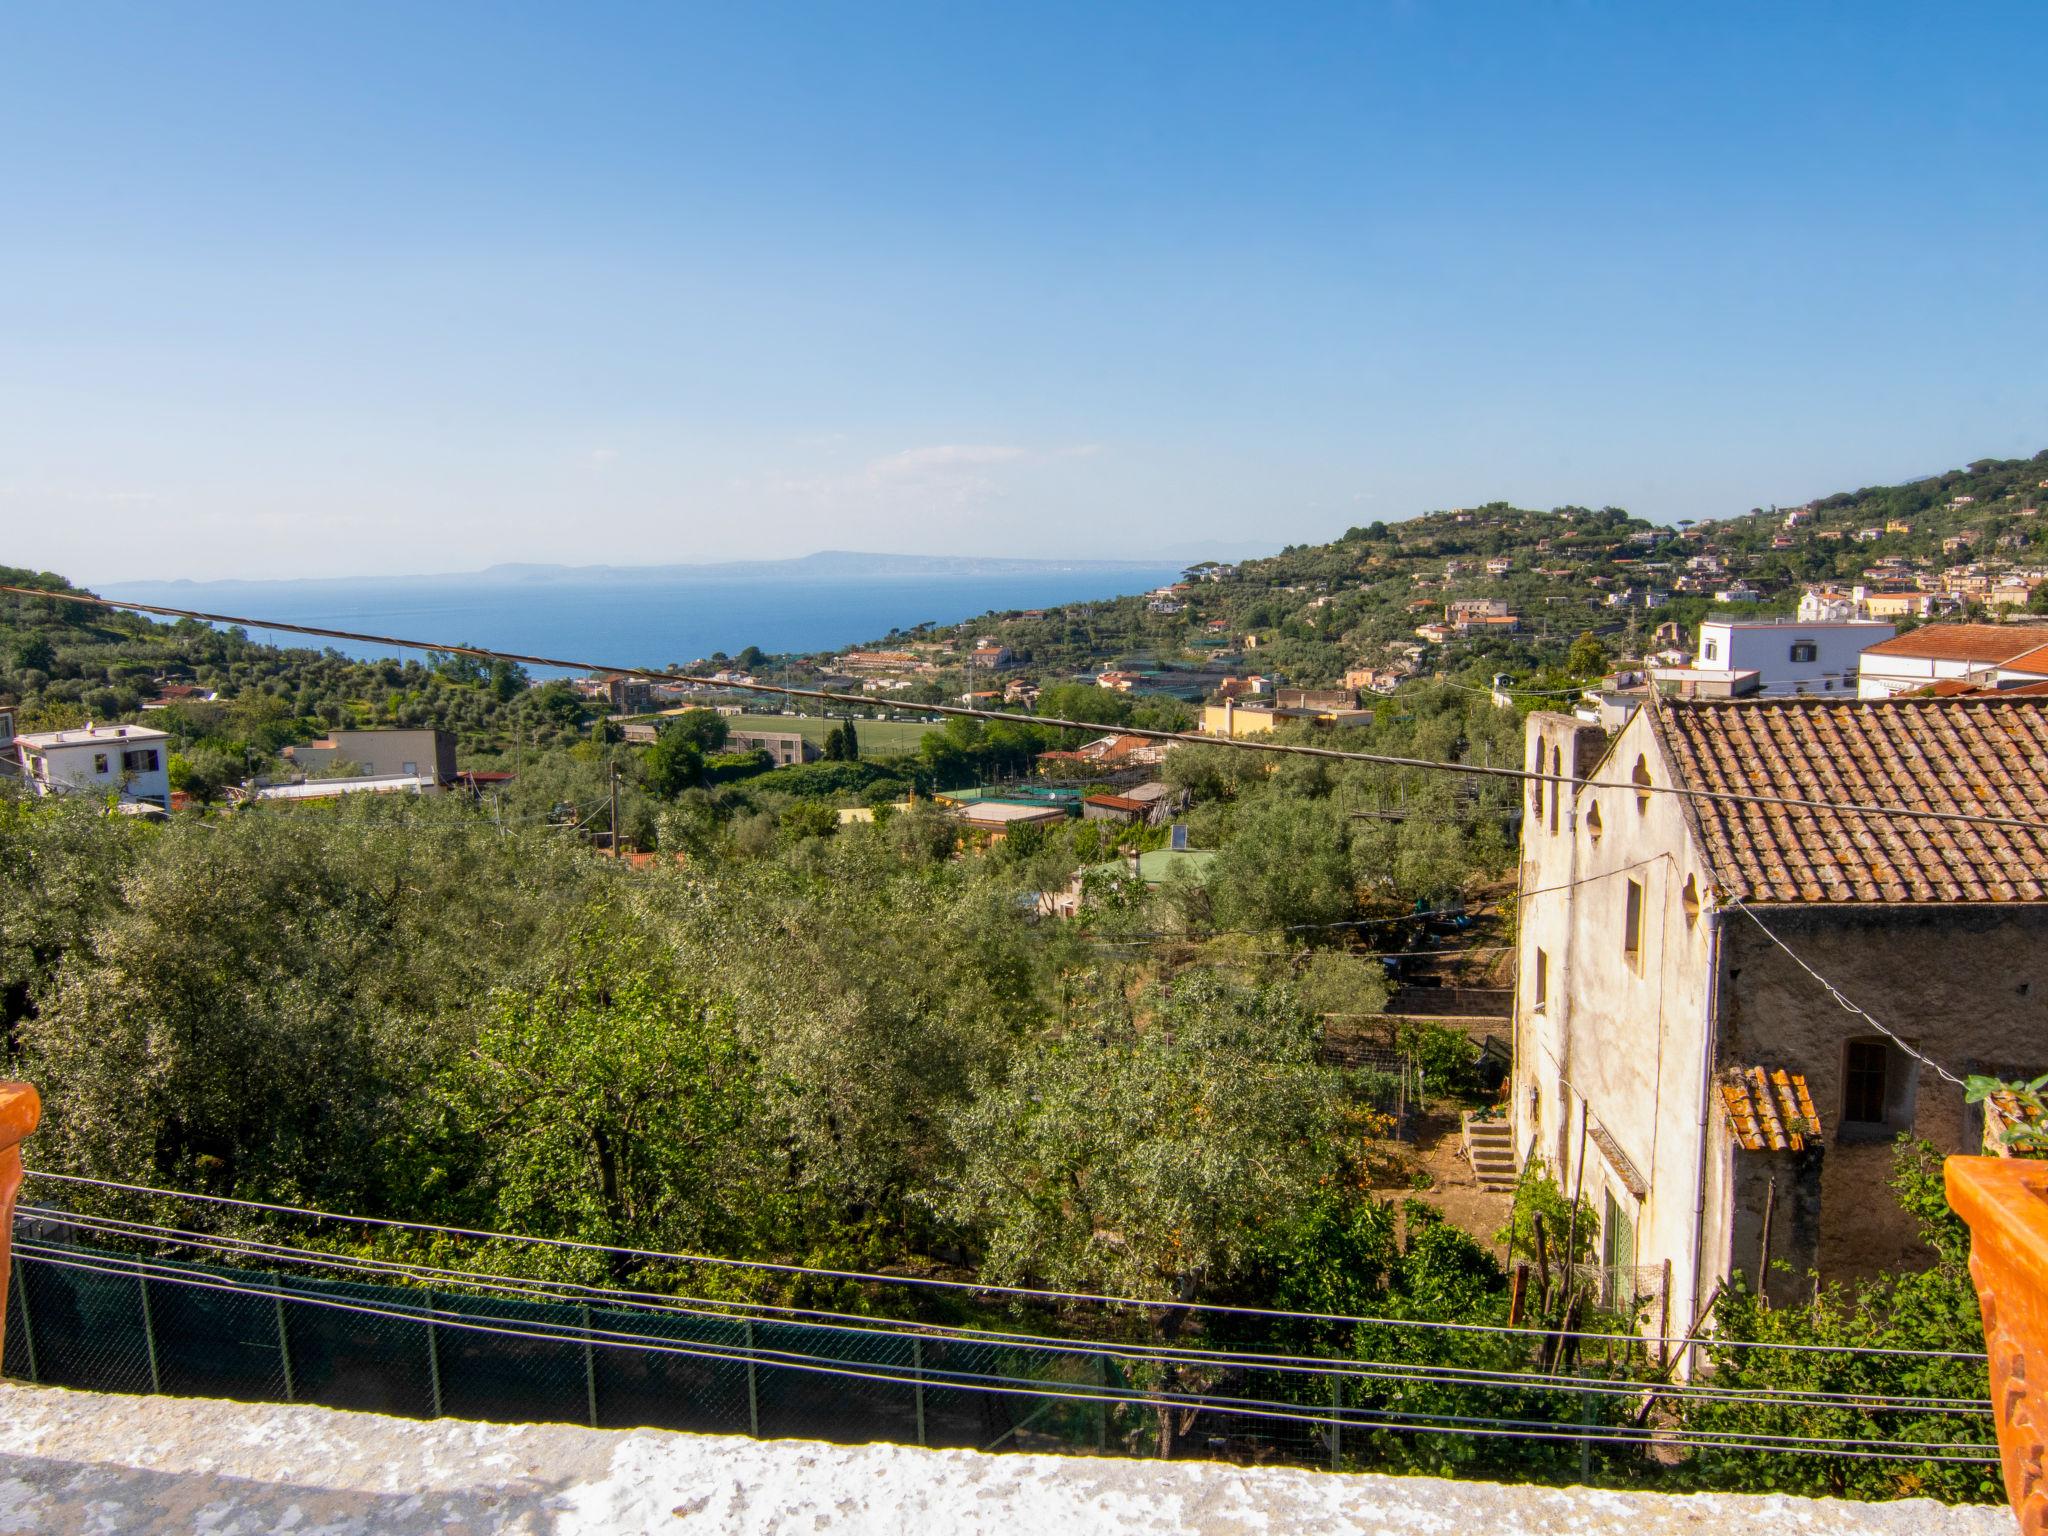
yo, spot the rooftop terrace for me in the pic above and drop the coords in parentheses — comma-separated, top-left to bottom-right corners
(0, 1384, 2005, 1536)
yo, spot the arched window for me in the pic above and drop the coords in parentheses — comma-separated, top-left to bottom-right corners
(1586, 801, 1603, 841)
(1631, 754, 1652, 814)
(1681, 874, 1702, 926)
(1548, 746, 1562, 833)
(1530, 741, 1545, 818)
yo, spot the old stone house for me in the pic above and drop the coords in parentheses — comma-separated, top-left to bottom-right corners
(1513, 695, 2048, 1337)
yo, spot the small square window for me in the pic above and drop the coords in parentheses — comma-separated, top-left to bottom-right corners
(1790, 641, 1818, 663)
(93, 753, 109, 774)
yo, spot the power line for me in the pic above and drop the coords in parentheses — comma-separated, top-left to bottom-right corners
(11, 584, 2048, 838)
(1089, 938, 1511, 958)
(20, 1207, 1988, 1417)
(1440, 679, 1591, 699)
(8, 1245, 1996, 1463)
(1723, 897, 1969, 1089)
(1089, 857, 1668, 947)
(24, 1171, 1988, 1361)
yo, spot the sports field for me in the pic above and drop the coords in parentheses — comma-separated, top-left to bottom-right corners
(753, 714, 943, 754)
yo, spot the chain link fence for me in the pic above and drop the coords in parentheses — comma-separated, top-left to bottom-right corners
(6, 1229, 1982, 1486)
(3, 1233, 1357, 1463)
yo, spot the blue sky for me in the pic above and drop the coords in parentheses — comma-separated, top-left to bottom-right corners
(3, 2, 2044, 580)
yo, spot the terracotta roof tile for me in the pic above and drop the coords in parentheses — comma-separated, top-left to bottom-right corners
(1719, 1067, 1822, 1151)
(1861, 624, 2048, 666)
(1920, 679, 2048, 698)
(1651, 696, 2048, 903)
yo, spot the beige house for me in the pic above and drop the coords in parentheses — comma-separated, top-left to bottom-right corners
(1514, 696, 2048, 1339)
(726, 727, 819, 767)
(289, 728, 456, 786)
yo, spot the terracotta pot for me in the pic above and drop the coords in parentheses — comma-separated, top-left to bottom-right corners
(0, 1082, 39, 1373)
(1947, 1155, 2048, 1532)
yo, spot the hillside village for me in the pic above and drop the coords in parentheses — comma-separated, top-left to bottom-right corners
(2, 452, 2047, 1501)
(21, 3, 2048, 1523)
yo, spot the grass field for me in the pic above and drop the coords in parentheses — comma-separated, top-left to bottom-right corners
(744, 714, 943, 754)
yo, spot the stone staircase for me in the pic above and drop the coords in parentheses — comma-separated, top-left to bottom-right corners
(1461, 1112, 1519, 1192)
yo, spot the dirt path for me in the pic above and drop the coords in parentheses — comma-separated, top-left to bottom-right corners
(1373, 1105, 1516, 1260)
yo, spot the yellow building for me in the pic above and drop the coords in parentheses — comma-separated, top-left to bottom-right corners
(1201, 701, 1277, 737)
(1200, 699, 1374, 738)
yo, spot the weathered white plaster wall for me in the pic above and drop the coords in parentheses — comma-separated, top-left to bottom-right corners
(0, 1384, 2008, 1535)
(1514, 709, 1724, 1338)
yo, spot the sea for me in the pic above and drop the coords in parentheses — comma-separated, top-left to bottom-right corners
(96, 569, 1187, 676)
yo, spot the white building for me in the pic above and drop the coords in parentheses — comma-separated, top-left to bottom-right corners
(1795, 587, 1860, 623)
(248, 772, 436, 803)
(1515, 695, 2048, 1344)
(14, 722, 172, 809)
(1855, 624, 2048, 699)
(1691, 618, 1893, 697)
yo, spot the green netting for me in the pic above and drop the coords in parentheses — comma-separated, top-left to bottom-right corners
(585, 1307, 753, 1436)
(3, 1243, 1156, 1453)
(0, 1240, 1408, 1466)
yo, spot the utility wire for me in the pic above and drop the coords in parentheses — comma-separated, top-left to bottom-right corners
(9, 1245, 1995, 1463)
(20, 1208, 1989, 1417)
(10, 584, 2048, 838)
(1439, 679, 1592, 699)
(23, 1171, 1988, 1361)
(1089, 856, 1666, 946)
(1723, 897, 1969, 1089)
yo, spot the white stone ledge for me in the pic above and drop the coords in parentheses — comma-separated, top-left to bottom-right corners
(0, 1383, 2011, 1535)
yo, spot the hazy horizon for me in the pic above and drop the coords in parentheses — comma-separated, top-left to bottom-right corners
(5, 4, 2046, 582)
(86, 546, 1256, 591)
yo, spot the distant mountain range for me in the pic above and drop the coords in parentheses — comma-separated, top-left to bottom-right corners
(105, 546, 1274, 590)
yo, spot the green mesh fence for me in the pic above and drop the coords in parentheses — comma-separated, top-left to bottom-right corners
(0, 1230, 2002, 1486)
(3, 1238, 1344, 1461)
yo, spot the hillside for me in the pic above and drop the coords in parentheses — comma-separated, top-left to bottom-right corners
(5, 448, 2045, 763)
(823, 450, 2048, 694)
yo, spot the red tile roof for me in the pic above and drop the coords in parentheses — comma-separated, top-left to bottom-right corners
(1719, 1067, 1822, 1151)
(1650, 696, 2048, 902)
(1084, 793, 1148, 812)
(1862, 623, 2048, 668)
(1921, 679, 2048, 698)
(1099, 734, 1158, 760)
